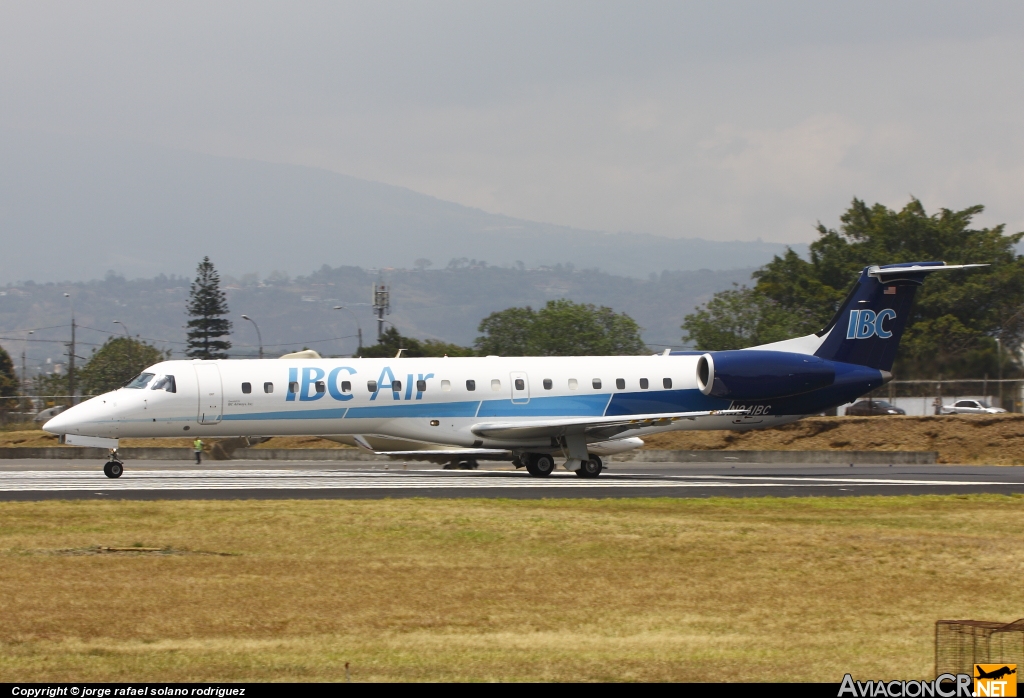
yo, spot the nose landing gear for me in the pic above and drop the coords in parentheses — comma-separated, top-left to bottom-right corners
(103, 449, 124, 478)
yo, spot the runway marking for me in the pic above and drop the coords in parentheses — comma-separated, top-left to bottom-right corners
(0, 469, 1019, 492)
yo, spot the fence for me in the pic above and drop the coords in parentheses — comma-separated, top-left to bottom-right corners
(936, 619, 1024, 679)
(0, 395, 98, 425)
(847, 379, 1024, 415)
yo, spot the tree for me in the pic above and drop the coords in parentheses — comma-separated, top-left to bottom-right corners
(681, 285, 814, 350)
(476, 300, 648, 356)
(186, 257, 232, 359)
(359, 327, 474, 358)
(682, 198, 1024, 377)
(0, 344, 17, 400)
(79, 337, 170, 394)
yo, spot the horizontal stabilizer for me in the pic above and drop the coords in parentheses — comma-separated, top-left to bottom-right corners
(867, 263, 988, 277)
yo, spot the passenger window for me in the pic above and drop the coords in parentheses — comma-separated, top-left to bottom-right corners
(543, 378, 552, 390)
(367, 380, 377, 392)
(491, 379, 501, 391)
(616, 378, 625, 390)
(392, 380, 402, 392)
(264, 382, 273, 394)
(466, 380, 476, 391)
(515, 378, 525, 390)
(417, 379, 427, 391)
(341, 381, 351, 393)
(568, 379, 578, 390)
(289, 381, 299, 393)
(640, 378, 649, 389)
(663, 377, 672, 389)
(592, 378, 602, 389)
(242, 382, 252, 394)
(441, 380, 451, 391)
(315, 381, 326, 394)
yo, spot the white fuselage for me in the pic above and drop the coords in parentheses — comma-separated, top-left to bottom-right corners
(43, 355, 806, 450)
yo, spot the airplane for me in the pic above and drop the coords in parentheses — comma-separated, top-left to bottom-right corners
(43, 261, 984, 478)
(975, 666, 1016, 681)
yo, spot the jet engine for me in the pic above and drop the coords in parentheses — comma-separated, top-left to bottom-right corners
(696, 350, 835, 400)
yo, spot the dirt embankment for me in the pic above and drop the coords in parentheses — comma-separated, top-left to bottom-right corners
(643, 414, 1024, 465)
(0, 431, 351, 450)
(4, 415, 1023, 464)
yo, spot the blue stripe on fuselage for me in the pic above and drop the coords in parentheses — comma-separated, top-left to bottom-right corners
(605, 389, 731, 415)
(476, 394, 610, 417)
(217, 391, 732, 423)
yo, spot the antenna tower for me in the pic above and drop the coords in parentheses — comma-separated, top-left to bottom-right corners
(372, 275, 390, 341)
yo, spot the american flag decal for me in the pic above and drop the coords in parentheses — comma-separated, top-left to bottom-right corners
(884, 286, 896, 294)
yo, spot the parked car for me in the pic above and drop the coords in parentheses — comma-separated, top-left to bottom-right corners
(845, 399, 906, 416)
(941, 399, 1007, 415)
(33, 405, 67, 422)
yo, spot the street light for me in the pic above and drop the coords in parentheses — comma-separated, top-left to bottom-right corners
(113, 321, 133, 377)
(112, 320, 131, 338)
(333, 306, 363, 356)
(241, 315, 263, 359)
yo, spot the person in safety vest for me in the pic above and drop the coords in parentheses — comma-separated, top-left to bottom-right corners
(193, 438, 203, 464)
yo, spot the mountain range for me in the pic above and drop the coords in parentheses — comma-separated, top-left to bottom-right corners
(0, 129, 805, 283)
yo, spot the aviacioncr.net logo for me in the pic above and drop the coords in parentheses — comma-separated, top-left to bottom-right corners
(838, 673, 972, 697)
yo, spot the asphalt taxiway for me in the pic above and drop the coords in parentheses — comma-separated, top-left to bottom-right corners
(1, 458, 1023, 500)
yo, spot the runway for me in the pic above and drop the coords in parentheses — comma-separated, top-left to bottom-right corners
(1, 458, 1024, 500)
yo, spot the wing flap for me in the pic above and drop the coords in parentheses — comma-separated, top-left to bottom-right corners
(471, 409, 746, 440)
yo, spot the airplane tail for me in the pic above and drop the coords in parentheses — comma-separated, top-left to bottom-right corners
(812, 262, 986, 372)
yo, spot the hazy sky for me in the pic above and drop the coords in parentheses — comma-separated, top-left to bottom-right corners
(3, 1, 1023, 244)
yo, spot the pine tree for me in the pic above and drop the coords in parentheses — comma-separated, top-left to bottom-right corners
(186, 257, 232, 359)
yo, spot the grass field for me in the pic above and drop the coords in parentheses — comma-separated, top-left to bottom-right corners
(1, 495, 1023, 682)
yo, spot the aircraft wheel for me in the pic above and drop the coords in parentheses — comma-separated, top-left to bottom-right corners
(457, 459, 479, 470)
(103, 461, 123, 479)
(576, 455, 603, 478)
(526, 454, 554, 477)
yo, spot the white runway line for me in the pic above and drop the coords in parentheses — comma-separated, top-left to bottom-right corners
(0, 469, 1018, 491)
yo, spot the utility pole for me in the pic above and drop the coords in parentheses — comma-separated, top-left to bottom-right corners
(996, 336, 1003, 410)
(64, 293, 76, 405)
(371, 276, 390, 341)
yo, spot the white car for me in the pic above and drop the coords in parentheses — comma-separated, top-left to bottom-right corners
(941, 399, 1007, 415)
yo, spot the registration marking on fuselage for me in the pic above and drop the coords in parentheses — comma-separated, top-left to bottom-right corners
(0, 469, 1017, 492)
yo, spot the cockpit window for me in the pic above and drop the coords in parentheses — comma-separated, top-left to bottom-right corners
(151, 375, 176, 393)
(124, 372, 155, 389)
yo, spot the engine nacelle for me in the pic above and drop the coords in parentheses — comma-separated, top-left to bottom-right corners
(696, 350, 835, 400)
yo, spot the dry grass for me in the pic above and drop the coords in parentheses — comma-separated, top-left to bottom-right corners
(1, 496, 1023, 682)
(645, 414, 1024, 465)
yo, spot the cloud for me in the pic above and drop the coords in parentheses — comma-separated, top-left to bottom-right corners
(2, 1, 1024, 246)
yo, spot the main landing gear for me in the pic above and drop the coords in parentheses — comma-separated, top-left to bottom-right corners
(524, 453, 555, 477)
(575, 455, 603, 479)
(519, 453, 603, 478)
(103, 449, 124, 479)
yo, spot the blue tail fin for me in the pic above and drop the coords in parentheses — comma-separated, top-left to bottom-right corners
(813, 262, 985, 371)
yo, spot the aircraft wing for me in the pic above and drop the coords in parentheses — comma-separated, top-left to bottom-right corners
(348, 434, 512, 461)
(372, 448, 513, 463)
(470, 409, 746, 441)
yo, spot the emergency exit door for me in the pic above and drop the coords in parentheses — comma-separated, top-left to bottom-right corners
(510, 371, 530, 404)
(194, 363, 223, 424)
